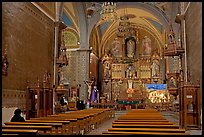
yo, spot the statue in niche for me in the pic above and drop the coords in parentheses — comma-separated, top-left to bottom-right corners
(169, 77, 177, 88)
(103, 60, 111, 79)
(126, 64, 135, 78)
(110, 37, 121, 58)
(142, 36, 152, 55)
(125, 37, 136, 58)
(150, 60, 159, 77)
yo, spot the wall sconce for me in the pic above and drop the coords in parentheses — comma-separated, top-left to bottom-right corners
(2, 42, 8, 76)
(2, 53, 8, 76)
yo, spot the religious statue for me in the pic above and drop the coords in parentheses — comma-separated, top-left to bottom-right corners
(126, 64, 135, 78)
(125, 37, 136, 58)
(58, 71, 69, 85)
(150, 60, 159, 77)
(91, 86, 99, 103)
(103, 60, 111, 79)
(84, 80, 94, 100)
(142, 36, 152, 55)
(127, 80, 134, 100)
(169, 77, 177, 88)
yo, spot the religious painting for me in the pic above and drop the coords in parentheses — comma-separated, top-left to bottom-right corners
(146, 84, 169, 103)
(110, 37, 122, 58)
(125, 36, 136, 58)
(142, 36, 152, 55)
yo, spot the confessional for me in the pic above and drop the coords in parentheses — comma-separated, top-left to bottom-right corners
(179, 83, 201, 129)
(26, 73, 53, 119)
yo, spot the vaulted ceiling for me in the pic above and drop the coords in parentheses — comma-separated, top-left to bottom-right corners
(35, 2, 178, 58)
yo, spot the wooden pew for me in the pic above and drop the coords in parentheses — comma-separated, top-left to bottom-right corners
(30, 109, 105, 135)
(20, 108, 111, 135)
(25, 120, 71, 134)
(112, 121, 174, 125)
(2, 125, 52, 134)
(112, 124, 180, 129)
(107, 127, 186, 133)
(4, 122, 63, 134)
(102, 108, 189, 135)
(2, 129, 38, 135)
(44, 108, 111, 134)
(114, 119, 170, 122)
(117, 117, 166, 120)
(29, 117, 78, 135)
(102, 131, 189, 135)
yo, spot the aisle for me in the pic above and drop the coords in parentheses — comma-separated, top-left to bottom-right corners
(85, 110, 128, 135)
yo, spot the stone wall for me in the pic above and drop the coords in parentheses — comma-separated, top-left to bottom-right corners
(185, 2, 202, 88)
(2, 2, 54, 108)
(185, 2, 202, 105)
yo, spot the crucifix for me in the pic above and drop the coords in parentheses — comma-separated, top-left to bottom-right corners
(84, 80, 94, 100)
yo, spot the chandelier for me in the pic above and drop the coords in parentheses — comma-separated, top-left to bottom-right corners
(117, 9, 134, 38)
(100, 2, 117, 21)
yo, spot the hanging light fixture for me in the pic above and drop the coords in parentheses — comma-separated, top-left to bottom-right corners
(117, 8, 134, 38)
(100, 2, 117, 21)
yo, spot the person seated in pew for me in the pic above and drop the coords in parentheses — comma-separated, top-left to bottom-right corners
(10, 109, 25, 122)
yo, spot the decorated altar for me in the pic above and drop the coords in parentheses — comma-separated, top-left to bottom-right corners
(100, 28, 166, 104)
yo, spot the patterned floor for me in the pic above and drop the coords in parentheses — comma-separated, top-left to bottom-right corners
(85, 110, 202, 135)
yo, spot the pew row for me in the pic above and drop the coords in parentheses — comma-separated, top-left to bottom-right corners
(2, 129, 38, 135)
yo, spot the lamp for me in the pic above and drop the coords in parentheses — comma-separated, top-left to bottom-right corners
(2, 31, 9, 76)
(2, 51, 8, 76)
(100, 2, 117, 21)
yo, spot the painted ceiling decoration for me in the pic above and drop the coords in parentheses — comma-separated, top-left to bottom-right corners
(59, 2, 171, 57)
(62, 12, 73, 27)
(145, 18, 163, 33)
(63, 28, 79, 49)
(98, 21, 112, 38)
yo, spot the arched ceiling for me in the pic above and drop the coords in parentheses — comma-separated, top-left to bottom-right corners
(87, 2, 170, 58)
(63, 2, 79, 32)
(99, 8, 164, 43)
(33, 2, 172, 57)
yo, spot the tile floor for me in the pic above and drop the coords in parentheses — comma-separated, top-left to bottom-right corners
(85, 110, 202, 135)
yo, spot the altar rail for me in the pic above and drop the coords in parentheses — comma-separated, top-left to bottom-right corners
(90, 102, 178, 112)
